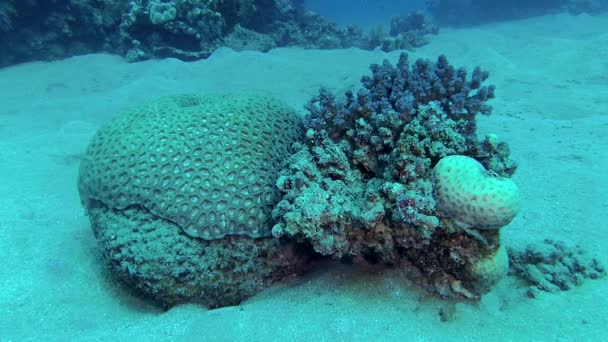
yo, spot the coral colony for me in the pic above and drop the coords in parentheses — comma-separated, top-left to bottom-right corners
(272, 53, 517, 298)
(78, 52, 543, 307)
(78, 48, 604, 307)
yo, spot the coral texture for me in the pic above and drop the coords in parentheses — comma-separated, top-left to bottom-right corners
(0, 1, 439, 67)
(466, 244, 509, 293)
(273, 52, 517, 298)
(88, 201, 308, 308)
(78, 93, 303, 239)
(433, 155, 520, 229)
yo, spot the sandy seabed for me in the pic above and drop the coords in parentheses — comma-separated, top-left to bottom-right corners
(0, 13, 606, 341)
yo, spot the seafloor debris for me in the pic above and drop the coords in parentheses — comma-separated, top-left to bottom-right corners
(508, 239, 606, 297)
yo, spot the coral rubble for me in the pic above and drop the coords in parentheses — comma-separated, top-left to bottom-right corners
(509, 239, 606, 297)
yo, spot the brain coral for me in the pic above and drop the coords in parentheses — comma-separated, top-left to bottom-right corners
(433, 155, 520, 229)
(78, 93, 303, 239)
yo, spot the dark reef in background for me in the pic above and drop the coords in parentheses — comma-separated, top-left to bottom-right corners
(0, 0, 437, 67)
(377, 11, 438, 53)
(426, 0, 608, 26)
(0, 1, 125, 67)
(1, 0, 606, 67)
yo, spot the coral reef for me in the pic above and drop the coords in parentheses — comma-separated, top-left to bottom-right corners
(117, 0, 371, 60)
(6, 0, 607, 66)
(425, 0, 608, 26)
(272, 52, 517, 299)
(0, 1, 440, 67)
(120, 0, 230, 61)
(77, 54, 520, 306)
(78, 93, 307, 307)
(381, 11, 439, 53)
(271, 11, 367, 50)
(0, 0, 125, 66)
(508, 239, 606, 297)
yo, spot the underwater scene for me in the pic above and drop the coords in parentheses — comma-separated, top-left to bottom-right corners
(0, 0, 607, 340)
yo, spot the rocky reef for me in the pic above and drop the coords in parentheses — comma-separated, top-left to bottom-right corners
(272, 52, 519, 299)
(379, 11, 438, 53)
(0, 1, 437, 67)
(89, 202, 308, 308)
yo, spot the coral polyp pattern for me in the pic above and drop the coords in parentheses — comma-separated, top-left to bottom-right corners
(433, 155, 520, 229)
(78, 93, 303, 239)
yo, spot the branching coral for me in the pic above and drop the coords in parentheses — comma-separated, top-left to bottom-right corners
(273, 53, 517, 299)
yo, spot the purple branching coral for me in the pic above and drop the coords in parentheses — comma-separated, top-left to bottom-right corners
(304, 53, 495, 134)
(273, 52, 517, 299)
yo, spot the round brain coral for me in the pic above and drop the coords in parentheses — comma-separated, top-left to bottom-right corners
(78, 93, 303, 239)
(432, 155, 520, 229)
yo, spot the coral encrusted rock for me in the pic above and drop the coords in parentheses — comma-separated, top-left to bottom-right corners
(89, 202, 307, 308)
(78, 93, 307, 308)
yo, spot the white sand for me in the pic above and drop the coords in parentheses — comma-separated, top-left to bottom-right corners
(0, 13, 606, 341)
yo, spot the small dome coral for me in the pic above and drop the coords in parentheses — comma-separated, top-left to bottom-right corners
(433, 155, 520, 229)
